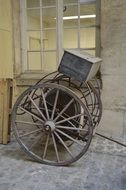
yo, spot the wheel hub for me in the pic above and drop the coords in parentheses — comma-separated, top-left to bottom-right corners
(44, 121, 55, 132)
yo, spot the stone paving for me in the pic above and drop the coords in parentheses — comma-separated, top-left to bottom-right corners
(0, 135, 126, 190)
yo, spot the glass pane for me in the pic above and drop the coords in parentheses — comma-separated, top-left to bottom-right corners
(27, 31, 40, 50)
(43, 30, 56, 50)
(80, 28, 96, 48)
(64, 29, 78, 48)
(79, 0, 96, 4)
(80, 18, 95, 27)
(27, 0, 40, 8)
(42, 7, 56, 28)
(80, 3, 96, 26)
(64, 0, 78, 4)
(63, 5, 78, 27)
(42, 0, 56, 6)
(43, 52, 57, 72)
(28, 52, 41, 70)
(27, 9, 40, 30)
(81, 50, 95, 56)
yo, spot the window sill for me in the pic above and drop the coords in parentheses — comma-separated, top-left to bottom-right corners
(14, 71, 57, 86)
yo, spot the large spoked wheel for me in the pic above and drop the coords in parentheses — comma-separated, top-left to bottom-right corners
(11, 83, 93, 166)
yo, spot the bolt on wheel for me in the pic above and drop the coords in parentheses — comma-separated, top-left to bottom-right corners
(11, 83, 93, 166)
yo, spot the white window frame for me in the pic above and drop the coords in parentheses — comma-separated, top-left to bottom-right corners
(20, 0, 100, 74)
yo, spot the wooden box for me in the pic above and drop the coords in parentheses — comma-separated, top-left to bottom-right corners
(0, 79, 12, 144)
(58, 50, 102, 82)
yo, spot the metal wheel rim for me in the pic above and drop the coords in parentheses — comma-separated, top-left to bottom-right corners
(87, 81, 102, 127)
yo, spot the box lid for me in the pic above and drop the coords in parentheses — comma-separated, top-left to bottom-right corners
(64, 50, 102, 64)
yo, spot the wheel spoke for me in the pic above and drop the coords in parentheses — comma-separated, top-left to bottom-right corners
(18, 106, 44, 123)
(51, 90, 59, 119)
(54, 98, 74, 122)
(15, 120, 43, 127)
(92, 114, 99, 118)
(82, 88, 89, 94)
(41, 90, 50, 119)
(43, 134, 50, 159)
(56, 129, 84, 147)
(54, 131, 74, 158)
(28, 95, 47, 121)
(83, 91, 90, 97)
(56, 125, 88, 132)
(44, 99, 83, 128)
(62, 112, 85, 129)
(44, 100, 77, 128)
(19, 128, 43, 138)
(38, 103, 80, 129)
(88, 103, 99, 107)
(55, 113, 84, 125)
(51, 133, 60, 162)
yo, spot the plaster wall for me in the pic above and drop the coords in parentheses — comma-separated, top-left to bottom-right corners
(0, 0, 13, 78)
(98, 0, 126, 141)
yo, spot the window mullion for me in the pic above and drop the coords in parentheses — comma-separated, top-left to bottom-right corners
(95, 0, 101, 56)
(56, 0, 63, 66)
(40, 0, 43, 70)
(78, 1, 80, 50)
(20, 0, 28, 72)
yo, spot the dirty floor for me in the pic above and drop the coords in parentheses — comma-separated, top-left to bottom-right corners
(0, 135, 126, 190)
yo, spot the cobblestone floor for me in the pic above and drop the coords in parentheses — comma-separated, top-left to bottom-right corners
(0, 135, 126, 190)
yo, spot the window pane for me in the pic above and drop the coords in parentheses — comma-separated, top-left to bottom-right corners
(28, 52, 41, 70)
(63, 5, 78, 27)
(27, 0, 40, 8)
(80, 28, 96, 48)
(43, 52, 56, 72)
(42, 8, 56, 28)
(64, 0, 78, 4)
(80, 3, 96, 26)
(80, 3, 96, 15)
(43, 30, 56, 50)
(42, 0, 56, 6)
(80, 50, 95, 56)
(24, 0, 97, 73)
(64, 29, 78, 48)
(27, 9, 40, 30)
(27, 31, 40, 50)
(80, 18, 95, 27)
(79, 0, 96, 4)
